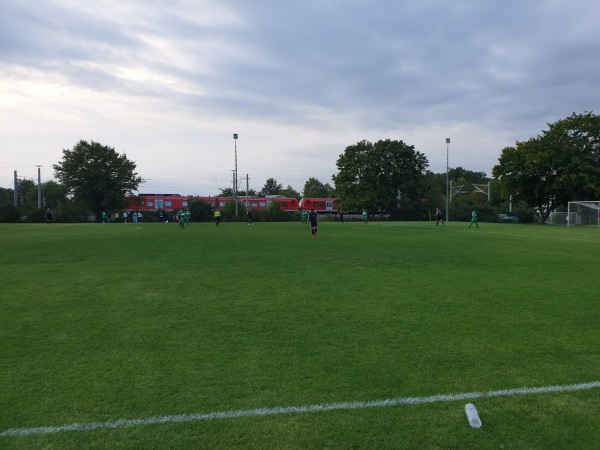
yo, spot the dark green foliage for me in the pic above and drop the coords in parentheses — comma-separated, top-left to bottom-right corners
(259, 178, 283, 196)
(218, 187, 234, 196)
(13, 178, 37, 210)
(493, 112, 600, 222)
(0, 187, 14, 206)
(280, 185, 301, 200)
(218, 188, 257, 197)
(42, 180, 69, 209)
(53, 140, 142, 220)
(303, 177, 335, 198)
(333, 139, 429, 219)
(186, 197, 213, 222)
(449, 167, 489, 183)
(263, 202, 285, 222)
(53, 199, 90, 223)
(513, 205, 537, 224)
(0, 204, 20, 222)
(449, 203, 498, 222)
(219, 200, 245, 221)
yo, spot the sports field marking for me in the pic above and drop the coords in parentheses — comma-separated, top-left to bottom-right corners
(1, 381, 599, 438)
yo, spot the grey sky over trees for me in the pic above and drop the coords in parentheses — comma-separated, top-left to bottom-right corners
(2, 1, 599, 195)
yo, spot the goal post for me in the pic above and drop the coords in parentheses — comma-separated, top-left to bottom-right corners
(567, 201, 600, 227)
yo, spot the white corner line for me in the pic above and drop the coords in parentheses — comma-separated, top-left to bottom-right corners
(2, 381, 599, 438)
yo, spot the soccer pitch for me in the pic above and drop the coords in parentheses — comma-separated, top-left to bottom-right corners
(1, 221, 599, 449)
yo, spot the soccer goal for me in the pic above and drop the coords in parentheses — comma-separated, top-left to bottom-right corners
(567, 201, 600, 227)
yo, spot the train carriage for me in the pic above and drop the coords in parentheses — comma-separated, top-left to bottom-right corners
(127, 194, 300, 212)
(299, 198, 338, 213)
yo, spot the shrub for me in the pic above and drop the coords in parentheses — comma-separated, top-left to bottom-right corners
(0, 204, 21, 222)
(450, 204, 499, 222)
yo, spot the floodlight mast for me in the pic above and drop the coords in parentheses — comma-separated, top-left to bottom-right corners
(36, 165, 42, 209)
(14, 170, 18, 207)
(446, 138, 450, 222)
(233, 134, 239, 219)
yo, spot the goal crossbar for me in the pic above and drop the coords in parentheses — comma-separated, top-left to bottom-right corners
(567, 201, 600, 227)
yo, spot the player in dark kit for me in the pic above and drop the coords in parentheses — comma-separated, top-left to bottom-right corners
(308, 208, 319, 237)
(435, 207, 444, 226)
(247, 209, 253, 225)
(45, 208, 53, 225)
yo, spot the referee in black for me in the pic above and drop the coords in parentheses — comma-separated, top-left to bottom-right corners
(308, 208, 319, 238)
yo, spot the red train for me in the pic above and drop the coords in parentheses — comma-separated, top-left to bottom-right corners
(127, 194, 337, 213)
(298, 198, 338, 213)
(126, 194, 338, 213)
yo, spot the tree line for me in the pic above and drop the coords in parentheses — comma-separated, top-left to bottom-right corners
(1, 111, 598, 223)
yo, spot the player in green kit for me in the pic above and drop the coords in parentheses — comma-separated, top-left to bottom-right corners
(469, 209, 479, 228)
(301, 210, 308, 224)
(178, 209, 186, 229)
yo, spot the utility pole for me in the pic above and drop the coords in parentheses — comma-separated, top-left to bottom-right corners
(36, 165, 42, 209)
(233, 134, 239, 219)
(14, 170, 18, 207)
(445, 138, 450, 222)
(246, 174, 250, 209)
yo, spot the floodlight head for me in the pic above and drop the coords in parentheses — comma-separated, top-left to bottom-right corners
(233, 134, 238, 139)
(446, 138, 450, 143)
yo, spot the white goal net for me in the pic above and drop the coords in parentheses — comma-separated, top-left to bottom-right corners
(567, 201, 600, 227)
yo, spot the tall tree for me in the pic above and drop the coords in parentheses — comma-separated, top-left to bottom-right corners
(302, 177, 335, 198)
(238, 189, 258, 197)
(187, 197, 213, 222)
(544, 112, 600, 200)
(16, 179, 37, 209)
(449, 167, 488, 183)
(259, 178, 282, 196)
(218, 187, 234, 197)
(333, 139, 429, 218)
(280, 185, 301, 200)
(53, 140, 142, 219)
(0, 187, 13, 206)
(493, 112, 600, 223)
(42, 180, 69, 208)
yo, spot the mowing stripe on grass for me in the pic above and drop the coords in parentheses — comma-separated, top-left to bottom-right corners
(2, 381, 599, 437)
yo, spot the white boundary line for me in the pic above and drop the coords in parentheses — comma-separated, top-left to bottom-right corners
(2, 381, 599, 438)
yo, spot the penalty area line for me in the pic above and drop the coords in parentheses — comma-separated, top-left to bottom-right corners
(1, 381, 599, 438)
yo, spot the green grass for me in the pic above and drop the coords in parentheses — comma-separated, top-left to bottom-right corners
(1, 220, 599, 449)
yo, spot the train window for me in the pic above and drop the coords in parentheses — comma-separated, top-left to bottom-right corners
(252, 201, 258, 207)
(165, 201, 172, 207)
(147, 201, 153, 207)
(260, 202, 266, 207)
(182, 201, 188, 207)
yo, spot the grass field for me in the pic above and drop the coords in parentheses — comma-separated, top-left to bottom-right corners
(1, 220, 599, 449)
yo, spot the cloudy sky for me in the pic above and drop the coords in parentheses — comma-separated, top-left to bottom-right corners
(1, 0, 599, 196)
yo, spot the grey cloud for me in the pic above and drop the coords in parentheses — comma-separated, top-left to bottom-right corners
(2, 0, 600, 192)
